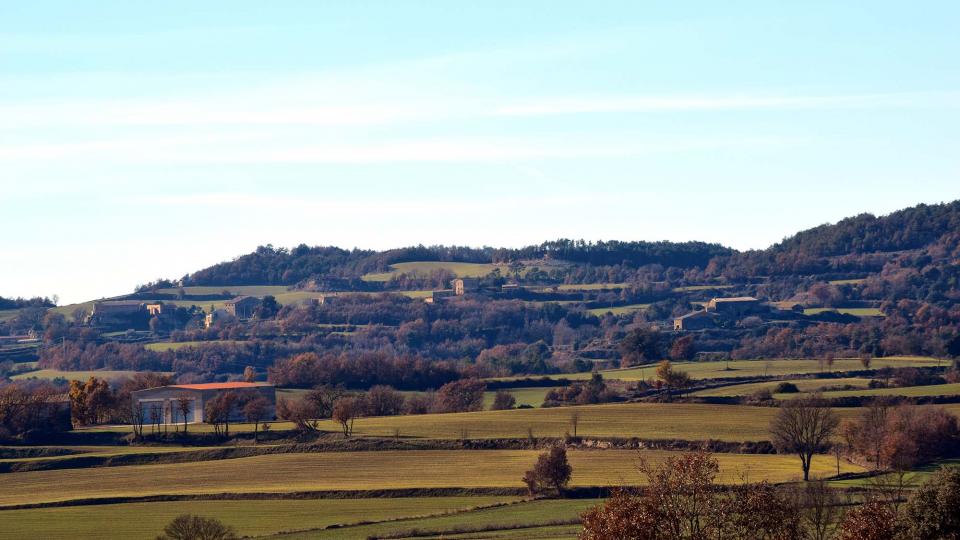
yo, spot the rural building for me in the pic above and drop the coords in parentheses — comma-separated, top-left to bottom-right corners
(452, 278, 480, 296)
(704, 296, 765, 317)
(87, 300, 149, 327)
(673, 310, 715, 331)
(426, 290, 456, 304)
(223, 296, 262, 318)
(205, 309, 236, 328)
(131, 382, 276, 424)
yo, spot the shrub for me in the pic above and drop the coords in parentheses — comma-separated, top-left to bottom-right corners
(156, 514, 238, 540)
(522, 445, 572, 496)
(774, 382, 799, 393)
(902, 466, 960, 539)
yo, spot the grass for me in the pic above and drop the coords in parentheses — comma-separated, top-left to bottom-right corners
(144, 340, 244, 352)
(362, 262, 505, 282)
(155, 285, 290, 296)
(312, 402, 796, 441)
(691, 378, 873, 397)
(829, 458, 960, 490)
(0, 497, 516, 540)
(828, 279, 867, 285)
(287, 499, 593, 540)
(0, 445, 226, 464)
(483, 387, 557, 409)
(804, 307, 884, 317)
(556, 283, 628, 291)
(493, 357, 943, 384)
(0, 449, 862, 507)
(404, 524, 584, 540)
(780, 382, 960, 400)
(11, 369, 144, 382)
(586, 304, 650, 317)
(0, 309, 20, 322)
(672, 285, 734, 292)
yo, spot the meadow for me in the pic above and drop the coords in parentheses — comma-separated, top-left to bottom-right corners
(779, 382, 960, 400)
(283, 499, 593, 540)
(586, 303, 650, 317)
(0, 449, 861, 507)
(11, 369, 144, 382)
(691, 377, 873, 397)
(0, 497, 517, 540)
(362, 262, 506, 282)
(803, 307, 884, 317)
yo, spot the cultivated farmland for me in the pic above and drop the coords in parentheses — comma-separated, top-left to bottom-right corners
(0, 449, 861, 507)
(0, 497, 517, 540)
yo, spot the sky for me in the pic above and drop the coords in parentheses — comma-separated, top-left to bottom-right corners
(2, 1, 959, 305)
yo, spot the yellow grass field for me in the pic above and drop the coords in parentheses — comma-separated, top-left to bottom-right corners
(0, 449, 862, 507)
(11, 369, 143, 382)
(804, 307, 884, 317)
(313, 402, 797, 441)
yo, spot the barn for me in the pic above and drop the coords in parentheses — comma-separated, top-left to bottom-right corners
(130, 382, 276, 424)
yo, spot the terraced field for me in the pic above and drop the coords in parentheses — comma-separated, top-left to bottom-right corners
(549, 357, 942, 382)
(362, 261, 522, 282)
(0, 497, 517, 540)
(780, 382, 960, 400)
(0, 449, 861, 507)
(691, 378, 873, 397)
(11, 369, 143, 382)
(804, 307, 884, 317)
(284, 499, 593, 540)
(586, 303, 650, 317)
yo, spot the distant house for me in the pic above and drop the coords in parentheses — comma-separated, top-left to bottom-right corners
(223, 296, 262, 319)
(674, 310, 715, 331)
(452, 278, 480, 296)
(205, 309, 236, 328)
(87, 300, 148, 327)
(704, 296, 764, 317)
(131, 382, 276, 424)
(426, 290, 456, 304)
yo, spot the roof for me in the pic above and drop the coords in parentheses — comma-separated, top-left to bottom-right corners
(676, 310, 711, 320)
(169, 382, 273, 391)
(711, 296, 759, 303)
(225, 295, 260, 305)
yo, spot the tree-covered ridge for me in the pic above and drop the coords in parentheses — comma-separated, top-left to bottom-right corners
(769, 200, 960, 257)
(183, 240, 735, 286)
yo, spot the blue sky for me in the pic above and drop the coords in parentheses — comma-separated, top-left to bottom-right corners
(2, 1, 959, 304)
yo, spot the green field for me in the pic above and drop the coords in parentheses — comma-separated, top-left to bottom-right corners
(312, 402, 802, 441)
(0, 497, 517, 540)
(0, 449, 861, 507)
(804, 307, 884, 317)
(0, 309, 20, 322)
(591, 357, 941, 382)
(156, 285, 290, 296)
(492, 357, 943, 385)
(483, 387, 557, 409)
(556, 283, 628, 291)
(363, 262, 505, 282)
(12, 369, 144, 382)
(691, 378, 873, 397)
(144, 340, 245, 351)
(672, 284, 734, 292)
(780, 382, 960, 400)
(828, 279, 867, 286)
(285, 499, 592, 540)
(586, 303, 650, 317)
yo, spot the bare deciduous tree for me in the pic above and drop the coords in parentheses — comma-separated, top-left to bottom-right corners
(770, 394, 839, 481)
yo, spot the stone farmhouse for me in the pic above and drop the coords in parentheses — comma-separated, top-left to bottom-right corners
(131, 382, 276, 424)
(223, 296, 262, 318)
